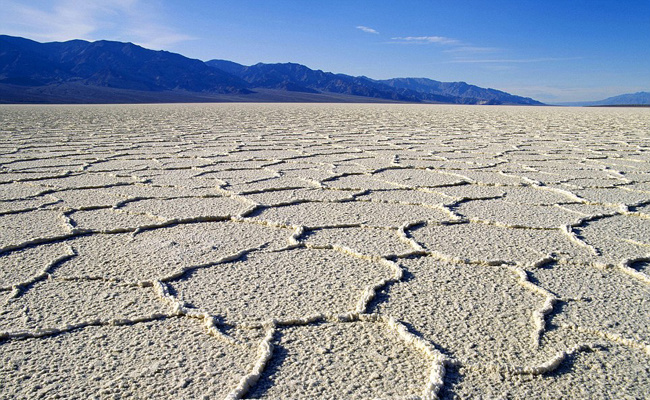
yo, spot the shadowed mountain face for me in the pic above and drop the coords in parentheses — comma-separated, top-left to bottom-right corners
(1, 35, 543, 104)
(0, 35, 250, 94)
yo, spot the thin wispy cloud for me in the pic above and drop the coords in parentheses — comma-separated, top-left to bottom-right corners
(356, 26, 379, 34)
(0, 0, 194, 49)
(443, 46, 501, 54)
(390, 36, 460, 45)
(449, 57, 583, 64)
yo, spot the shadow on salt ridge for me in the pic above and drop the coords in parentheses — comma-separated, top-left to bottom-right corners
(224, 176, 320, 194)
(302, 226, 418, 258)
(454, 199, 580, 229)
(442, 344, 649, 399)
(118, 196, 253, 221)
(372, 168, 469, 188)
(321, 174, 404, 191)
(31, 173, 143, 190)
(241, 188, 355, 206)
(354, 189, 452, 207)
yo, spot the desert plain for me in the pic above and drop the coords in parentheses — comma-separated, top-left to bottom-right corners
(0, 103, 649, 399)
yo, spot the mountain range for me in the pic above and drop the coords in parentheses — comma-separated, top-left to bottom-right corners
(1, 34, 542, 105)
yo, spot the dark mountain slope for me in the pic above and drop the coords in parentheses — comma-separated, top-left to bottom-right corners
(0, 35, 250, 94)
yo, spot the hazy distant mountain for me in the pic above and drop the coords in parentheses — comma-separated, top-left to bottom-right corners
(587, 92, 650, 106)
(378, 77, 543, 105)
(556, 92, 650, 107)
(1, 35, 544, 104)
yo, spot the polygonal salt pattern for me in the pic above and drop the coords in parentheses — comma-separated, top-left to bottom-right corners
(170, 248, 394, 325)
(52, 221, 293, 282)
(1, 104, 649, 398)
(374, 257, 545, 365)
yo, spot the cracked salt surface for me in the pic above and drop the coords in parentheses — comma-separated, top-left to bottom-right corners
(1, 104, 649, 399)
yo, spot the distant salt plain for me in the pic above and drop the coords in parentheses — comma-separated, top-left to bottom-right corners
(0, 103, 649, 399)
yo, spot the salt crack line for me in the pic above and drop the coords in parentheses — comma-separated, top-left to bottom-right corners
(534, 185, 587, 203)
(560, 218, 601, 256)
(152, 281, 242, 346)
(356, 259, 404, 314)
(158, 243, 270, 283)
(398, 221, 427, 253)
(427, 248, 512, 267)
(463, 216, 560, 231)
(360, 314, 448, 400)
(507, 265, 558, 348)
(0, 313, 171, 341)
(458, 343, 598, 375)
(561, 323, 650, 355)
(223, 322, 275, 400)
(3, 245, 77, 299)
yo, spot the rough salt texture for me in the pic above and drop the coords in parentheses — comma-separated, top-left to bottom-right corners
(1, 104, 649, 399)
(0, 318, 261, 399)
(248, 321, 431, 399)
(171, 248, 394, 325)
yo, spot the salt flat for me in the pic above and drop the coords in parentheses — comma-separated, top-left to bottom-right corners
(0, 103, 649, 399)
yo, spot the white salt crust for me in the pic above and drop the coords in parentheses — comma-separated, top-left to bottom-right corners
(1, 104, 649, 399)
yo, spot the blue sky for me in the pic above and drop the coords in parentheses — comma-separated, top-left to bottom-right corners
(1, 0, 649, 102)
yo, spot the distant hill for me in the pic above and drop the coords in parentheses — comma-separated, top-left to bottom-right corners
(557, 92, 650, 107)
(1, 35, 543, 105)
